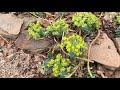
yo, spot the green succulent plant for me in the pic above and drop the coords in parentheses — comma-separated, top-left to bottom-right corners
(60, 34, 87, 57)
(115, 25, 120, 37)
(31, 12, 45, 18)
(72, 12, 101, 35)
(46, 19, 69, 36)
(28, 21, 45, 39)
(47, 54, 72, 77)
(116, 16, 120, 24)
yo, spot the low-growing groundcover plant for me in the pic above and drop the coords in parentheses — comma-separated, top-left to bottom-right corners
(31, 12, 45, 18)
(27, 12, 98, 78)
(115, 16, 120, 24)
(60, 34, 87, 57)
(115, 16, 120, 37)
(28, 21, 46, 39)
(46, 19, 69, 36)
(28, 19, 69, 40)
(72, 12, 101, 35)
(47, 54, 73, 77)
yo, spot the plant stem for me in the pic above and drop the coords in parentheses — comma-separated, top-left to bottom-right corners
(87, 29, 101, 78)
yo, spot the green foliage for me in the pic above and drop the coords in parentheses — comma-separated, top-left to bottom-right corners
(47, 54, 72, 77)
(31, 12, 45, 18)
(115, 26, 120, 37)
(46, 19, 69, 36)
(61, 34, 87, 57)
(58, 12, 65, 18)
(72, 12, 101, 35)
(28, 21, 45, 39)
(116, 16, 120, 24)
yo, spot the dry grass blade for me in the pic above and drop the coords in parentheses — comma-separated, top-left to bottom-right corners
(67, 62, 81, 78)
(87, 29, 101, 78)
(0, 35, 8, 43)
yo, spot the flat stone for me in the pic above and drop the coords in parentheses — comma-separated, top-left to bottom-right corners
(104, 12, 117, 22)
(90, 31, 120, 68)
(37, 18, 51, 28)
(15, 30, 54, 54)
(21, 16, 37, 30)
(0, 14, 23, 38)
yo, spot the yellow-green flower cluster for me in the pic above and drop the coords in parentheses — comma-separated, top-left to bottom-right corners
(47, 54, 72, 77)
(116, 16, 120, 24)
(28, 21, 44, 39)
(46, 19, 69, 36)
(72, 12, 101, 35)
(61, 34, 87, 57)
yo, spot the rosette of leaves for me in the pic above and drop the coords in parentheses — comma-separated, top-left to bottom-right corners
(72, 12, 101, 35)
(60, 34, 87, 57)
(31, 12, 45, 18)
(115, 25, 120, 37)
(28, 21, 46, 39)
(46, 19, 69, 36)
(47, 54, 72, 77)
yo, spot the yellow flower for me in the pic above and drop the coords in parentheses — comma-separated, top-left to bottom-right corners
(75, 49, 79, 53)
(67, 48, 70, 52)
(76, 45, 80, 49)
(67, 67, 71, 72)
(76, 52, 79, 56)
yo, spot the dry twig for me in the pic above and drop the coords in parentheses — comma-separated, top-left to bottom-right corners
(87, 29, 101, 78)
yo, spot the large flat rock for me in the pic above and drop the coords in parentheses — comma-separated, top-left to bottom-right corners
(90, 31, 120, 68)
(15, 30, 54, 54)
(0, 14, 23, 38)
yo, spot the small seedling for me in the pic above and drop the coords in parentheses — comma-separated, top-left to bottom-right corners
(72, 12, 101, 35)
(31, 12, 45, 18)
(60, 34, 87, 57)
(46, 19, 69, 36)
(47, 54, 73, 77)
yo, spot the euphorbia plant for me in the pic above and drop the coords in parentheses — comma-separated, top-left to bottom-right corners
(47, 54, 72, 77)
(46, 19, 69, 36)
(72, 12, 101, 35)
(60, 34, 87, 57)
(115, 16, 120, 24)
(28, 21, 45, 39)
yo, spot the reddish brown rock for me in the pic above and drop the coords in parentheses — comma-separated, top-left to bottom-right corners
(90, 31, 120, 68)
(15, 30, 54, 54)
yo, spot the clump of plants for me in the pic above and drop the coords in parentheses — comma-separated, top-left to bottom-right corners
(46, 19, 69, 36)
(114, 16, 120, 37)
(28, 21, 45, 39)
(47, 54, 72, 77)
(60, 34, 87, 57)
(72, 12, 101, 35)
(31, 12, 45, 18)
(115, 26, 120, 37)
